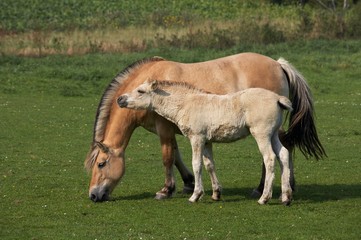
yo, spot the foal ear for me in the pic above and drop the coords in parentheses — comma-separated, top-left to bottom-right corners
(149, 79, 158, 90)
(96, 141, 110, 153)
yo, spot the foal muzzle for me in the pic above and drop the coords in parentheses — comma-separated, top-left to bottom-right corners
(117, 95, 128, 108)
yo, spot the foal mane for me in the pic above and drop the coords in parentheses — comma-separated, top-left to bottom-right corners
(85, 56, 165, 170)
(153, 80, 209, 95)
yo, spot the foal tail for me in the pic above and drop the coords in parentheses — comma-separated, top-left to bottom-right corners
(278, 96, 293, 112)
(278, 58, 326, 160)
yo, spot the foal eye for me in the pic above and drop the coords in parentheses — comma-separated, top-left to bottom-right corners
(137, 89, 145, 94)
(98, 162, 106, 169)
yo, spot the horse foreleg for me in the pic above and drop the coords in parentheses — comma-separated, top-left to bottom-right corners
(154, 136, 176, 200)
(174, 140, 195, 194)
(189, 136, 205, 203)
(154, 120, 177, 200)
(203, 142, 222, 201)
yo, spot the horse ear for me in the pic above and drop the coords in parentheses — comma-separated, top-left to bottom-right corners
(96, 141, 109, 153)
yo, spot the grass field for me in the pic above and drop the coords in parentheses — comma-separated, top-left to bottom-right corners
(0, 40, 360, 239)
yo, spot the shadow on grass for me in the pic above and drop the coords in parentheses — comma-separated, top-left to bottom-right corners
(111, 192, 155, 201)
(221, 184, 361, 203)
(108, 184, 361, 203)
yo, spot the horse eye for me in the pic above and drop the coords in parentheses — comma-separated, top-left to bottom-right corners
(98, 161, 106, 169)
(137, 89, 145, 94)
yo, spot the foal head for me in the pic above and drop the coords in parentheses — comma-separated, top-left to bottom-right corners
(117, 79, 203, 110)
(86, 141, 125, 202)
(117, 80, 159, 110)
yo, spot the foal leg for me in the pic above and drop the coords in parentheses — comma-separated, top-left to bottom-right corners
(189, 137, 205, 203)
(279, 130, 296, 192)
(203, 142, 222, 201)
(252, 130, 296, 197)
(272, 134, 292, 205)
(253, 135, 276, 205)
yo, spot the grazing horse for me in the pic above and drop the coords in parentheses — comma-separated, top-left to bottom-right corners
(84, 53, 326, 202)
(118, 80, 294, 205)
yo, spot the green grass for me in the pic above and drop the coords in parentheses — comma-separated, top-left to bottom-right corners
(0, 40, 360, 239)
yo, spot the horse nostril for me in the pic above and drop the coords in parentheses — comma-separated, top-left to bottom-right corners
(101, 193, 109, 202)
(90, 194, 98, 202)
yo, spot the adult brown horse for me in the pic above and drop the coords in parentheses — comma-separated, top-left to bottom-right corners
(84, 53, 326, 202)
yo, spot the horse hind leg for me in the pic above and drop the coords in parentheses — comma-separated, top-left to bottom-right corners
(251, 163, 265, 198)
(174, 140, 195, 194)
(203, 142, 222, 201)
(272, 134, 293, 206)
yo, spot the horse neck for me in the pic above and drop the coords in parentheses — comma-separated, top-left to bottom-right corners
(102, 107, 137, 150)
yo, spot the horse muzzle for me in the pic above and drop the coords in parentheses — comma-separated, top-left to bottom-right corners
(117, 95, 128, 108)
(89, 186, 110, 202)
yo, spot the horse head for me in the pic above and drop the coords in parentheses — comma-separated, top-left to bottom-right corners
(87, 141, 125, 202)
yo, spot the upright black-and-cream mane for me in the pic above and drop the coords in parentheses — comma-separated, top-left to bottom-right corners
(151, 80, 210, 95)
(85, 56, 165, 170)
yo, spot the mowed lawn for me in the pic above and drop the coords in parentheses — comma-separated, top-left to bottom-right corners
(0, 40, 360, 239)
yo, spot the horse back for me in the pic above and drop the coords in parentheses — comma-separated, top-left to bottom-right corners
(144, 53, 288, 96)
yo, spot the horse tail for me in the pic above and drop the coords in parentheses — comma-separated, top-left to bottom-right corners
(278, 58, 326, 160)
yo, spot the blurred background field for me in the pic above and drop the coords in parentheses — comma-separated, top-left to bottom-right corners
(0, 0, 360, 56)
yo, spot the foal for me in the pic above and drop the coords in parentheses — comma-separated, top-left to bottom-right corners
(117, 80, 293, 205)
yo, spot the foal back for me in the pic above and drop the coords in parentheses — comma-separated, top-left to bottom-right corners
(177, 88, 292, 142)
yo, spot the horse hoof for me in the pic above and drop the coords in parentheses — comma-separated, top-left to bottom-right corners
(182, 184, 195, 194)
(154, 192, 171, 200)
(251, 189, 262, 198)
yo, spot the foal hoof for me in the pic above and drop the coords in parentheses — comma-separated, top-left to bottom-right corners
(257, 198, 269, 205)
(188, 192, 203, 203)
(211, 190, 222, 201)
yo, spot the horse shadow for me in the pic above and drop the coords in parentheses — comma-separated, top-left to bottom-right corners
(221, 183, 361, 203)
(111, 192, 154, 201)
(109, 184, 361, 203)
